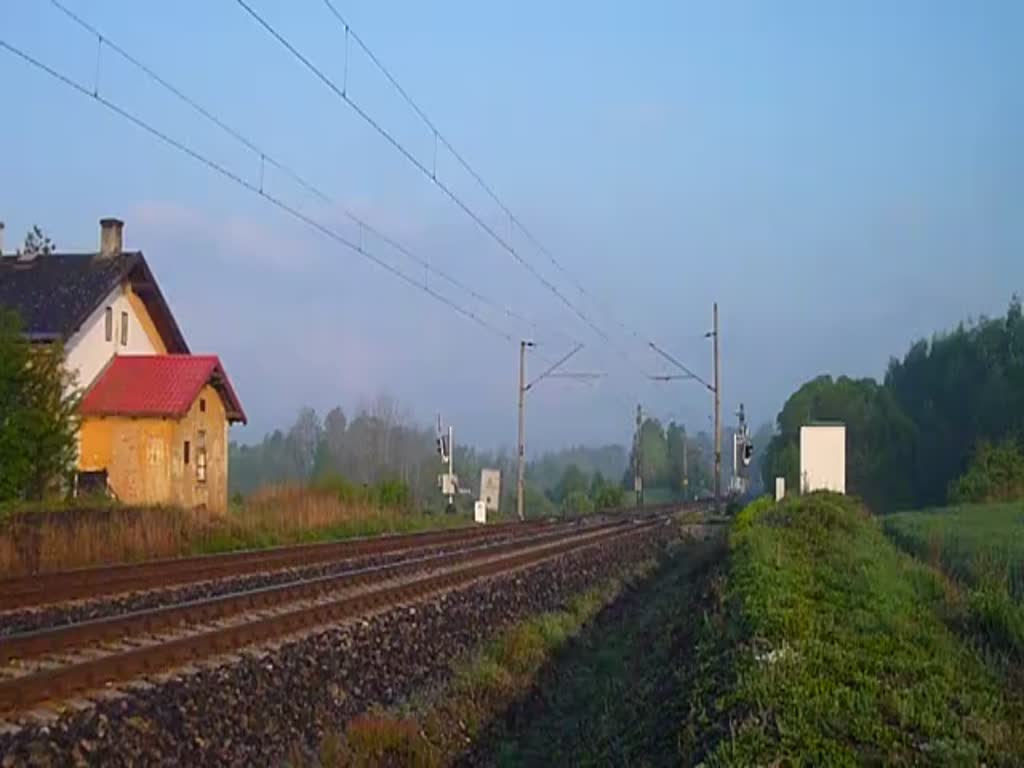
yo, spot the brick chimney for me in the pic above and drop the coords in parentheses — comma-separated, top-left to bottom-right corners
(99, 217, 124, 259)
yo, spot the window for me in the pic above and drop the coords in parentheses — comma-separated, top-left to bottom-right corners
(199, 398, 206, 413)
(120, 311, 128, 346)
(104, 307, 113, 341)
(196, 430, 207, 483)
(183, 440, 190, 465)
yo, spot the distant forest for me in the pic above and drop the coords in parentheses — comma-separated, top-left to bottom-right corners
(228, 394, 756, 511)
(762, 297, 1024, 512)
(229, 395, 654, 510)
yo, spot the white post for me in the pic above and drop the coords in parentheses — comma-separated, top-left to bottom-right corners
(447, 424, 455, 507)
(775, 476, 785, 502)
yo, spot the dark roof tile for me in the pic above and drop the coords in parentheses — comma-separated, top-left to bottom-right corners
(0, 251, 188, 352)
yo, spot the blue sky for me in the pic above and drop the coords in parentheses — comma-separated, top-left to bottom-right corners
(2, 0, 1021, 451)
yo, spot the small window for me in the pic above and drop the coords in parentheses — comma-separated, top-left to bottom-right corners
(104, 307, 113, 341)
(196, 430, 207, 483)
(199, 398, 206, 413)
(120, 311, 128, 346)
(183, 440, 190, 465)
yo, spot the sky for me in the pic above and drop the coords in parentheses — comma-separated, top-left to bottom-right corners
(1, 0, 1021, 452)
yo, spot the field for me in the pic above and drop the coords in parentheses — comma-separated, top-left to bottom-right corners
(884, 501, 1024, 658)
(681, 493, 1024, 765)
(884, 502, 1024, 599)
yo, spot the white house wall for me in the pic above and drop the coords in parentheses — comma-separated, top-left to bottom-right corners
(65, 284, 159, 391)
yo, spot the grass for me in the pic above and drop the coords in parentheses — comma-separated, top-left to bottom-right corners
(681, 492, 1024, 766)
(884, 501, 1024, 659)
(884, 502, 1024, 599)
(0, 486, 474, 577)
(311, 559, 664, 766)
(488, 535, 725, 767)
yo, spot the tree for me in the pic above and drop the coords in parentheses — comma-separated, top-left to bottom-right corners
(948, 439, 1024, 504)
(592, 483, 625, 510)
(761, 375, 915, 512)
(562, 489, 594, 516)
(553, 463, 588, 503)
(19, 226, 55, 257)
(0, 309, 79, 501)
(666, 422, 687, 493)
(885, 297, 1024, 506)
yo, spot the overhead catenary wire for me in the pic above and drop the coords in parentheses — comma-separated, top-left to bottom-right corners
(232, 0, 629, 355)
(46, 0, 573, 348)
(0, 38, 516, 344)
(235, 0, 717, 392)
(316, 0, 710, 380)
(319, 0, 650, 349)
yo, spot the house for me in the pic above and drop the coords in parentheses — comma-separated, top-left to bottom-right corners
(0, 218, 245, 512)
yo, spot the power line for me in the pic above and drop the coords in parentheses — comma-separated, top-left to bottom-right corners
(0, 37, 516, 343)
(232, 0, 624, 352)
(236, 1, 718, 392)
(46, 0, 571, 347)
(316, 0, 702, 376)
(319, 0, 651, 350)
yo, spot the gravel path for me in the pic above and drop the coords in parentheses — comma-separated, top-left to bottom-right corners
(0, 524, 673, 767)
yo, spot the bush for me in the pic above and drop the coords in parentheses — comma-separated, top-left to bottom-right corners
(561, 490, 594, 516)
(592, 484, 625, 510)
(374, 478, 412, 509)
(949, 439, 1024, 504)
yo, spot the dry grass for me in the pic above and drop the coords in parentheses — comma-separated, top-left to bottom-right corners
(0, 486, 469, 577)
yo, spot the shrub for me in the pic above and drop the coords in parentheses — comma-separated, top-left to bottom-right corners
(561, 490, 594, 516)
(592, 484, 625, 510)
(949, 439, 1024, 504)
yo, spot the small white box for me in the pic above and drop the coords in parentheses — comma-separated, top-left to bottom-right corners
(775, 476, 785, 502)
(799, 424, 846, 494)
(474, 500, 487, 524)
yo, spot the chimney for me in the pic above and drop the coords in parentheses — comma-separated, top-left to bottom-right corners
(0, 221, 4, 256)
(99, 217, 124, 258)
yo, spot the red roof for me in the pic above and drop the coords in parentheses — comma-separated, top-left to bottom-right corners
(79, 355, 246, 423)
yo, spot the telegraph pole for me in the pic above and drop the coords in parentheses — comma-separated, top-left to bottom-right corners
(517, 340, 529, 522)
(712, 302, 721, 512)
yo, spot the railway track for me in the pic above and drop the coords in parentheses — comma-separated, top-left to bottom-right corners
(0, 519, 551, 611)
(0, 514, 669, 716)
(0, 502, 692, 613)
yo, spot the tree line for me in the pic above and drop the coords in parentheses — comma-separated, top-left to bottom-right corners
(762, 297, 1024, 511)
(230, 398, 742, 516)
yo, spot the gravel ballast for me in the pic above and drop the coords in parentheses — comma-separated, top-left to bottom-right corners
(0, 523, 674, 767)
(0, 530, 538, 638)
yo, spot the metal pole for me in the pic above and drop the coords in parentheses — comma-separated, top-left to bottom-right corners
(516, 341, 526, 522)
(635, 403, 643, 507)
(713, 302, 721, 512)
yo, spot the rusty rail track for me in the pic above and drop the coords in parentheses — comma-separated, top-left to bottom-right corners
(0, 520, 550, 611)
(0, 502, 692, 612)
(0, 523, 605, 665)
(0, 515, 666, 715)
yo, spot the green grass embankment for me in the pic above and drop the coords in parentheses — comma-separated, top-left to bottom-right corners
(682, 492, 1024, 766)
